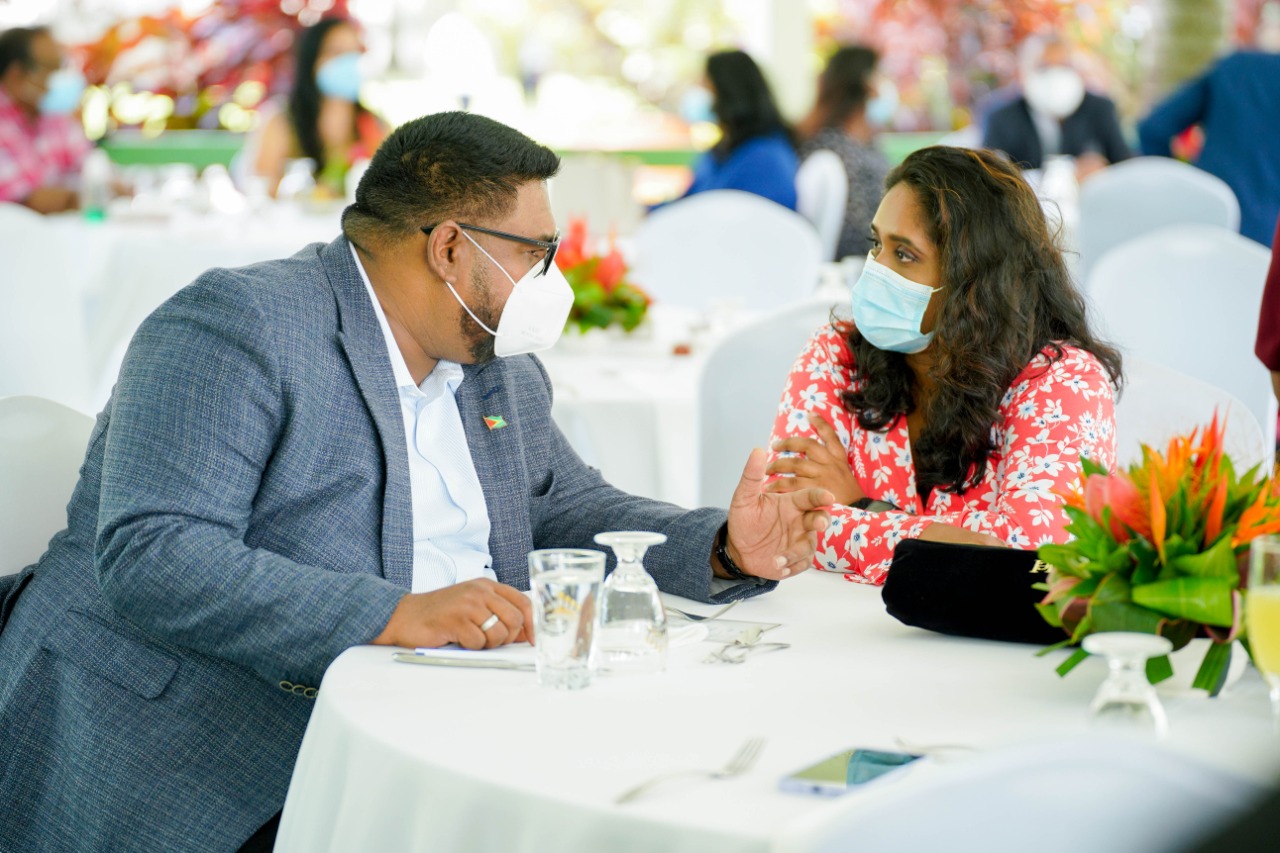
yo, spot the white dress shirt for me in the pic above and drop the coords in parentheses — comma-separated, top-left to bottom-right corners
(351, 245, 495, 593)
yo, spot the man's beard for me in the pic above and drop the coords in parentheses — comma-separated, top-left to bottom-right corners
(462, 263, 500, 364)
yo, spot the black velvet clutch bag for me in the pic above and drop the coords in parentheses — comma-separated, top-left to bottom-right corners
(880, 539, 1067, 645)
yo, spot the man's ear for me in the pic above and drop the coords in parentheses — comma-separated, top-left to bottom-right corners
(425, 221, 463, 283)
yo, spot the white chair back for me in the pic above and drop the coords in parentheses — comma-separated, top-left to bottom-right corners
(633, 190, 823, 312)
(795, 150, 848, 262)
(1086, 224, 1274, 456)
(0, 395, 94, 575)
(0, 204, 98, 413)
(775, 737, 1266, 853)
(697, 297, 842, 507)
(1115, 357, 1269, 472)
(1077, 157, 1240, 283)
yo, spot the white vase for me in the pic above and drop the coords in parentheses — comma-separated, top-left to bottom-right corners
(1159, 638, 1248, 696)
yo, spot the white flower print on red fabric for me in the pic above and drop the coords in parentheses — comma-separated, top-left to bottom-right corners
(767, 326, 1117, 584)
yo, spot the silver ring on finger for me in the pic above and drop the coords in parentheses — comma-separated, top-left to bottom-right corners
(479, 613, 500, 632)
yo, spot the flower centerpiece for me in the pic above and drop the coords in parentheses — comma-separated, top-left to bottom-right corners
(555, 219, 650, 335)
(1036, 413, 1280, 695)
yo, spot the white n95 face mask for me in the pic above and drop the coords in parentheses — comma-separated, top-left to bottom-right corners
(850, 252, 944, 354)
(1024, 67, 1085, 120)
(449, 229, 573, 357)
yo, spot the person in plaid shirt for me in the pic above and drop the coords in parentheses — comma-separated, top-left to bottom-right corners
(0, 26, 91, 213)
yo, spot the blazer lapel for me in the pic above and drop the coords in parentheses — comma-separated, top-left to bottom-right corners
(321, 237, 414, 589)
(458, 362, 533, 590)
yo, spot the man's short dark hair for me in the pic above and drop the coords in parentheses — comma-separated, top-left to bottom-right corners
(342, 111, 560, 250)
(0, 26, 49, 78)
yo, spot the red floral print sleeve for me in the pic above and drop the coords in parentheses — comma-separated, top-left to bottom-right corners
(767, 325, 1117, 584)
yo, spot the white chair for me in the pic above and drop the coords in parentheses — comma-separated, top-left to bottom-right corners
(1077, 157, 1240, 284)
(696, 297, 843, 506)
(1115, 357, 1269, 473)
(0, 395, 94, 575)
(0, 204, 98, 413)
(633, 190, 823, 312)
(796, 150, 849, 262)
(775, 737, 1267, 853)
(1086, 224, 1274, 455)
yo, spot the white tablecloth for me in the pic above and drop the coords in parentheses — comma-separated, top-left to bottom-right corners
(2, 204, 343, 413)
(274, 571, 1279, 853)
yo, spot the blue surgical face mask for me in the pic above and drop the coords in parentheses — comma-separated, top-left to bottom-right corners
(865, 80, 897, 128)
(39, 68, 85, 115)
(316, 52, 362, 102)
(680, 85, 715, 124)
(850, 252, 944, 353)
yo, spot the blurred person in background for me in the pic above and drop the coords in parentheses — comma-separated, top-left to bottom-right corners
(796, 45, 891, 259)
(764, 146, 1123, 582)
(251, 16, 387, 198)
(0, 25, 90, 213)
(675, 49, 798, 210)
(1254, 216, 1280, 401)
(984, 33, 1131, 181)
(1137, 15, 1280, 247)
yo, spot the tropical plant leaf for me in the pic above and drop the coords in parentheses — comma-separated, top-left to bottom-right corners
(1146, 654, 1173, 684)
(1132, 578, 1235, 626)
(1169, 536, 1238, 581)
(1056, 647, 1090, 677)
(1191, 640, 1234, 696)
(1089, 602, 1164, 634)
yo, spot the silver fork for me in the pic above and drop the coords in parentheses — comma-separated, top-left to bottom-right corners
(614, 736, 765, 804)
(666, 600, 740, 622)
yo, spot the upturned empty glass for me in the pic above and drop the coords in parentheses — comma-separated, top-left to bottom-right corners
(594, 531, 669, 674)
(1082, 632, 1173, 738)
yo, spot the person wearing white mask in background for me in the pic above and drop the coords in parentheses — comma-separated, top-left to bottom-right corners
(764, 146, 1122, 584)
(983, 33, 1131, 182)
(796, 45, 893, 259)
(0, 25, 90, 213)
(252, 16, 387, 198)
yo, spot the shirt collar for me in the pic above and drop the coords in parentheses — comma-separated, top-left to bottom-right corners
(349, 242, 464, 394)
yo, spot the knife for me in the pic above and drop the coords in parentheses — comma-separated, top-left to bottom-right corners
(392, 652, 535, 671)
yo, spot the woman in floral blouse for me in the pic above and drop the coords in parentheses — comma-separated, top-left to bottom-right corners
(766, 146, 1122, 583)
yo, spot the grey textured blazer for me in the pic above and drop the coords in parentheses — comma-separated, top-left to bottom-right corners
(0, 237, 766, 852)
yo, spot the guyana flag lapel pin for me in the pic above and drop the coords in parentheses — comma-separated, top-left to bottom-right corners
(483, 415, 508, 431)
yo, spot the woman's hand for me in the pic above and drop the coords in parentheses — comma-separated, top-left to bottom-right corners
(918, 522, 1006, 549)
(765, 413, 865, 506)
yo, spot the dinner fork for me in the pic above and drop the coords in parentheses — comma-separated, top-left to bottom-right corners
(614, 736, 766, 804)
(666, 600, 740, 622)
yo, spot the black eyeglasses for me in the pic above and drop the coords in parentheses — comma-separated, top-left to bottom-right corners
(421, 222, 560, 277)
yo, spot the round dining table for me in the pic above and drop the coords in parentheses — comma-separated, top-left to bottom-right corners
(273, 569, 1279, 853)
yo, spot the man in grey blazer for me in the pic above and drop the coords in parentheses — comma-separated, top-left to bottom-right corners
(0, 112, 832, 852)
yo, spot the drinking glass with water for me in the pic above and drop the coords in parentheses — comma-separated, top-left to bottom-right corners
(528, 549, 606, 690)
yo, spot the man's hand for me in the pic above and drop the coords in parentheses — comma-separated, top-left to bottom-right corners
(722, 448, 834, 581)
(764, 412, 865, 505)
(918, 522, 1006, 549)
(372, 578, 534, 650)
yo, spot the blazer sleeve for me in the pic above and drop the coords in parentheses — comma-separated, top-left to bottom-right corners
(1093, 96, 1133, 164)
(524, 358, 775, 604)
(1138, 70, 1212, 157)
(95, 271, 404, 688)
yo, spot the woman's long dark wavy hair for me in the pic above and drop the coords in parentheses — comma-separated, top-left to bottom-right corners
(706, 49, 795, 159)
(843, 146, 1123, 497)
(288, 17, 369, 177)
(798, 45, 878, 139)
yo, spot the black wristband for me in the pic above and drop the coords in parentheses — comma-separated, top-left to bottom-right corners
(852, 497, 898, 512)
(714, 523, 752, 581)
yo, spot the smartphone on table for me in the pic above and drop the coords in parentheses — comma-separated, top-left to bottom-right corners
(779, 747, 923, 797)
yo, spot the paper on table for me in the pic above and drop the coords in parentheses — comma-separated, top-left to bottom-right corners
(412, 644, 535, 664)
